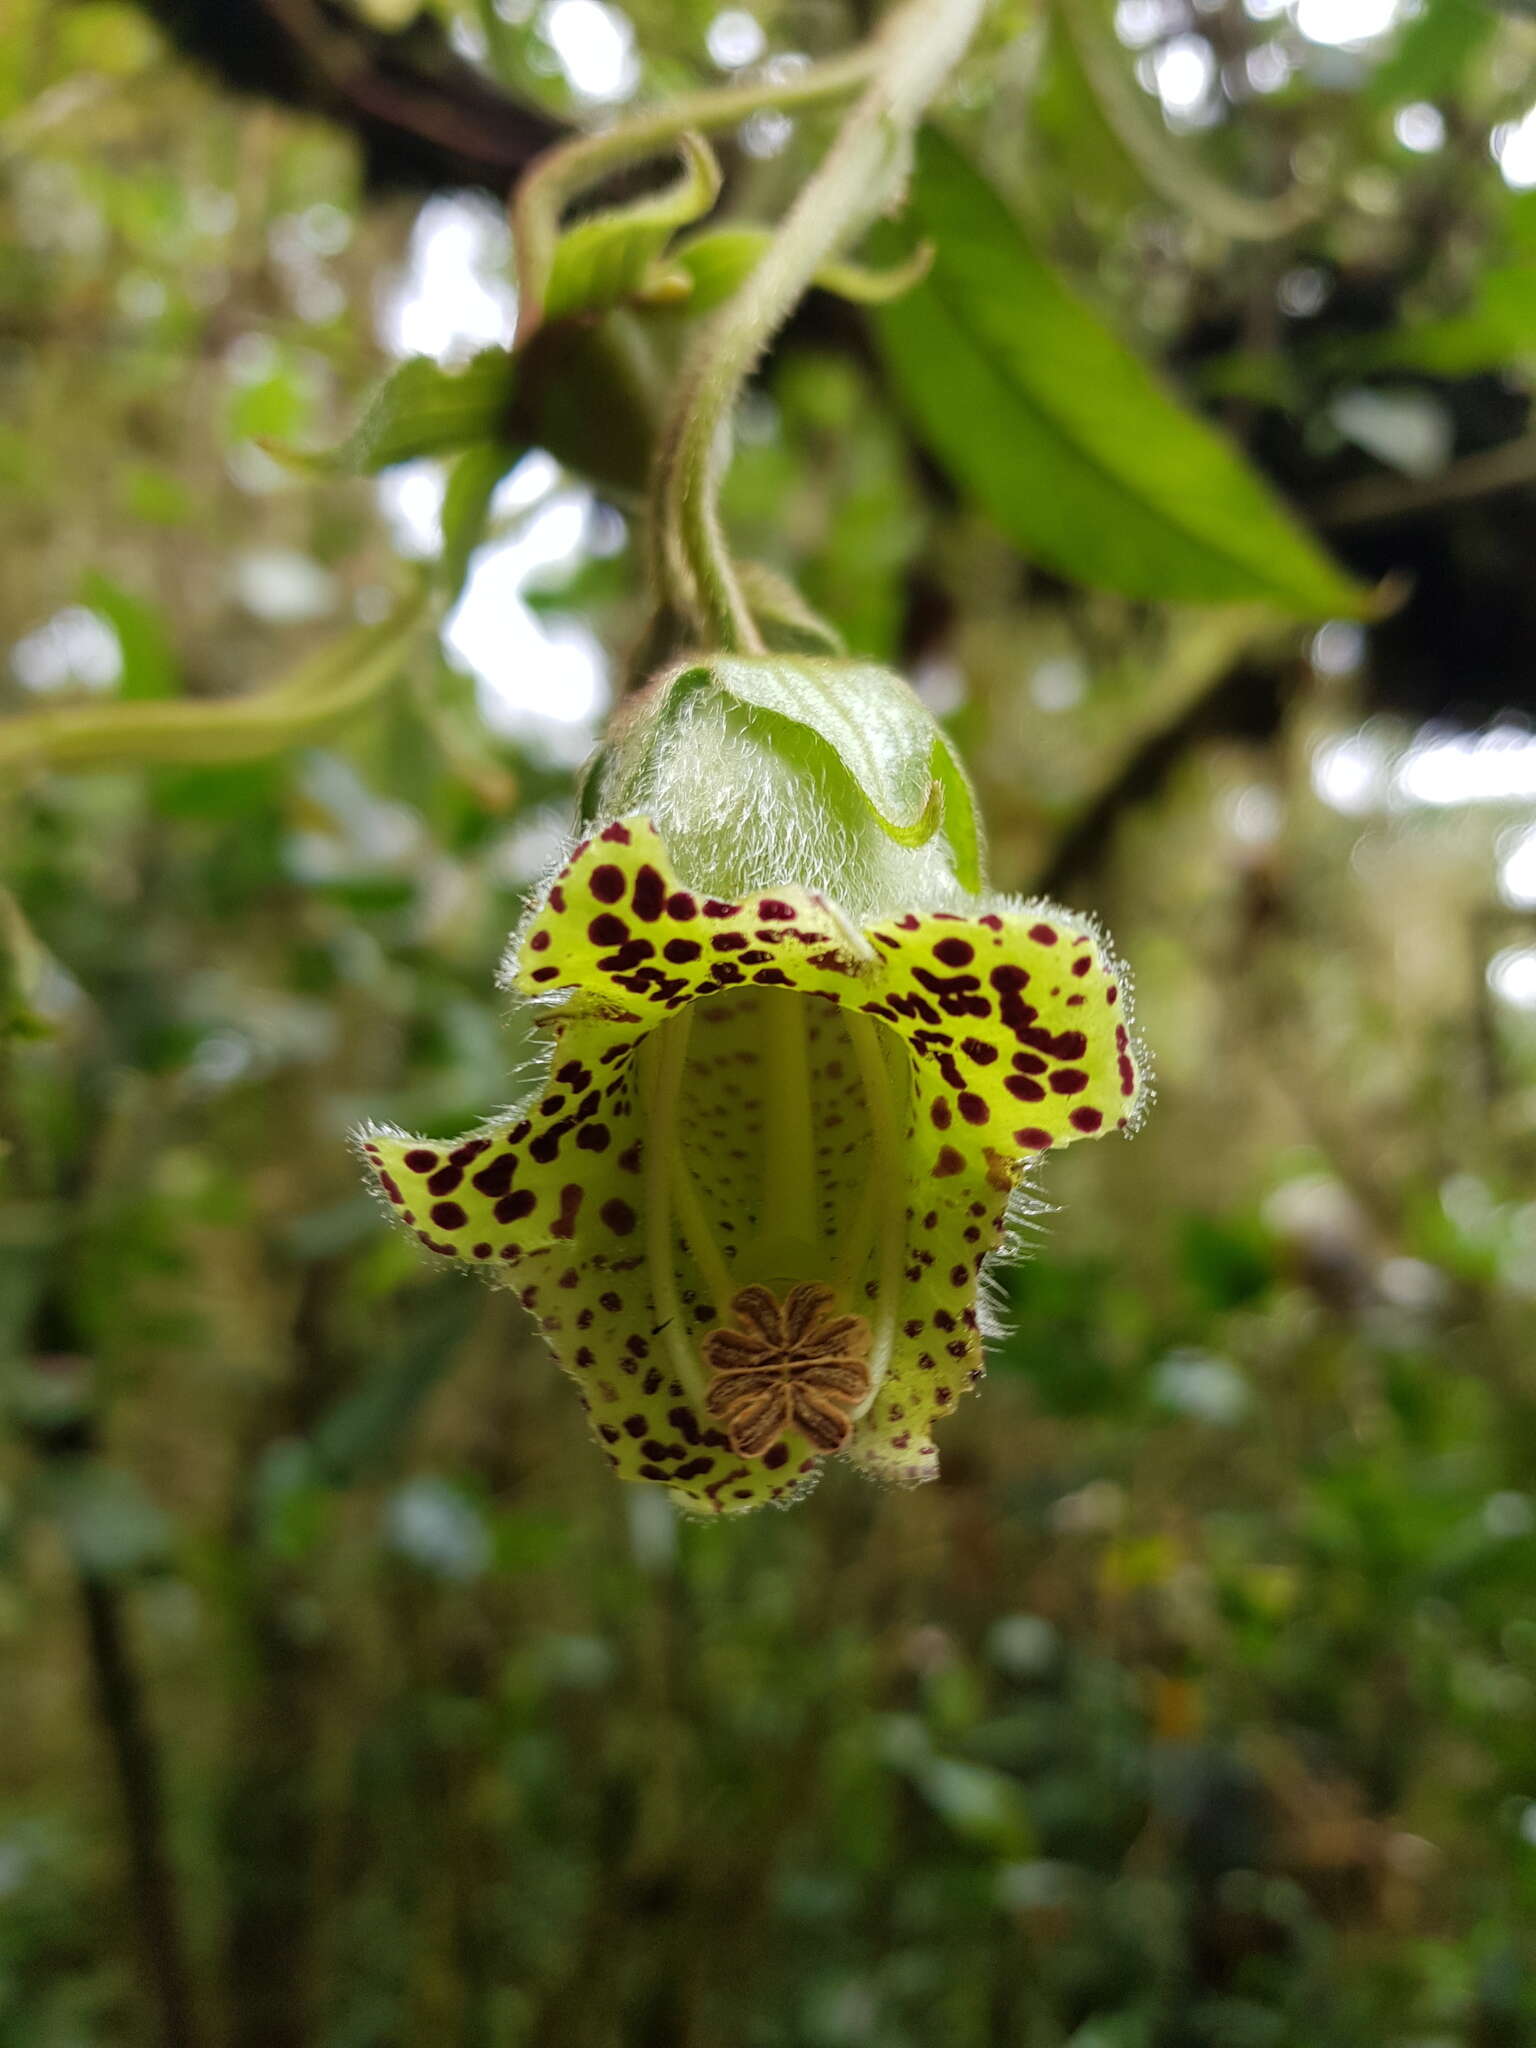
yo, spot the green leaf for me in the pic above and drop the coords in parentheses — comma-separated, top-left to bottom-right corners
(699, 654, 984, 891)
(1365, 0, 1490, 107)
(275, 349, 520, 476)
(79, 571, 180, 700)
(733, 560, 846, 654)
(439, 442, 508, 600)
(663, 225, 933, 317)
(874, 129, 1367, 615)
(543, 132, 721, 325)
(0, 582, 431, 776)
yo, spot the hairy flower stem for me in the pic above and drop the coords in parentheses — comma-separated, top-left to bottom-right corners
(650, 0, 988, 650)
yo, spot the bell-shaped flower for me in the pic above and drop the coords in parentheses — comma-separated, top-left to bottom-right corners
(359, 814, 1144, 1515)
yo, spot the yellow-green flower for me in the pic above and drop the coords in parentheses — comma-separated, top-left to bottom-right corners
(359, 815, 1144, 1515)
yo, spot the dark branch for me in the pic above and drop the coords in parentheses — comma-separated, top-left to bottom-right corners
(130, 0, 565, 194)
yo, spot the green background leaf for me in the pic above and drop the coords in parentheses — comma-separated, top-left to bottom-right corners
(874, 129, 1367, 615)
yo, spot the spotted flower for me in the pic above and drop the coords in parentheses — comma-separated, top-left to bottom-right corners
(359, 816, 1144, 1516)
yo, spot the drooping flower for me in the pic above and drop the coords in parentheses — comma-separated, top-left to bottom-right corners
(359, 815, 1144, 1515)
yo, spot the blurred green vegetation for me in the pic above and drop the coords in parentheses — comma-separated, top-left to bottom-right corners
(8, 1, 1536, 2044)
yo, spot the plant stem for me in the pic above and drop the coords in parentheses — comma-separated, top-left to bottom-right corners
(650, 0, 987, 650)
(78, 1573, 203, 2048)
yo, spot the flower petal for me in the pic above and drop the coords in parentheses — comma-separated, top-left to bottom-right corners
(510, 816, 870, 1018)
(841, 901, 1143, 1485)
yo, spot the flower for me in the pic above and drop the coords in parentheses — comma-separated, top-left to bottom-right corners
(359, 815, 1144, 1516)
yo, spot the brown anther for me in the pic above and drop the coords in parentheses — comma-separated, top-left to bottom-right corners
(702, 1282, 873, 1459)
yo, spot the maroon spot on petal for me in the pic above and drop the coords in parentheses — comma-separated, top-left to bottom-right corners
(961, 1037, 997, 1065)
(950, 1265, 968, 1287)
(703, 898, 741, 917)
(550, 1184, 585, 1240)
(529, 930, 551, 952)
(1106, 984, 1119, 1005)
(664, 938, 701, 964)
(1071, 955, 1091, 978)
(548, 884, 566, 912)
(1119, 1054, 1136, 1096)
(1070, 1107, 1104, 1133)
(600, 822, 632, 845)
(632, 865, 666, 921)
(933, 936, 974, 967)
(379, 1173, 403, 1205)
(617, 1142, 642, 1173)
(667, 891, 697, 920)
(1050, 1068, 1088, 1095)
(590, 863, 627, 902)
(1015, 1128, 1053, 1150)
(1006, 1075, 1045, 1103)
(1029, 922, 1058, 945)
(763, 1443, 790, 1470)
(472, 1242, 492, 1259)
(757, 898, 795, 921)
(933, 1146, 965, 1178)
(1013, 1051, 1048, 1075)
(472, 1154, 517, 1198)
(496, 1188, 537, 1224)
(426, 1163, 463, 1196)
(531, 966, 559, 984)
(588, 913, 628, 947)
(600, 1291, 622, 1312)
(958, 1093, 988, 1126)
(499, 1244, 521, 1259)
(430, 1201, 467, 1230)
(576, 1122, 611, 1152)
(402, 1148, 439, 1173)
(601, 1198, 637, 1236)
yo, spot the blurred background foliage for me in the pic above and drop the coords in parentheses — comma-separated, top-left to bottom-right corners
(8, 0, 1536, 2043)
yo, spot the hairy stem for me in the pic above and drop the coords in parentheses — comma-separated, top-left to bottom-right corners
(650, 0, 987, 649)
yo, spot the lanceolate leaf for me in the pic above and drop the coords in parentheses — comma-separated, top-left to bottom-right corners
(875, 129, 1367, 615)
(275, 349, 520, 476)
(699, 655, 984, 892)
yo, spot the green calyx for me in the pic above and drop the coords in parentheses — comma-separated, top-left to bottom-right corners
(587, 655, 984, 918)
